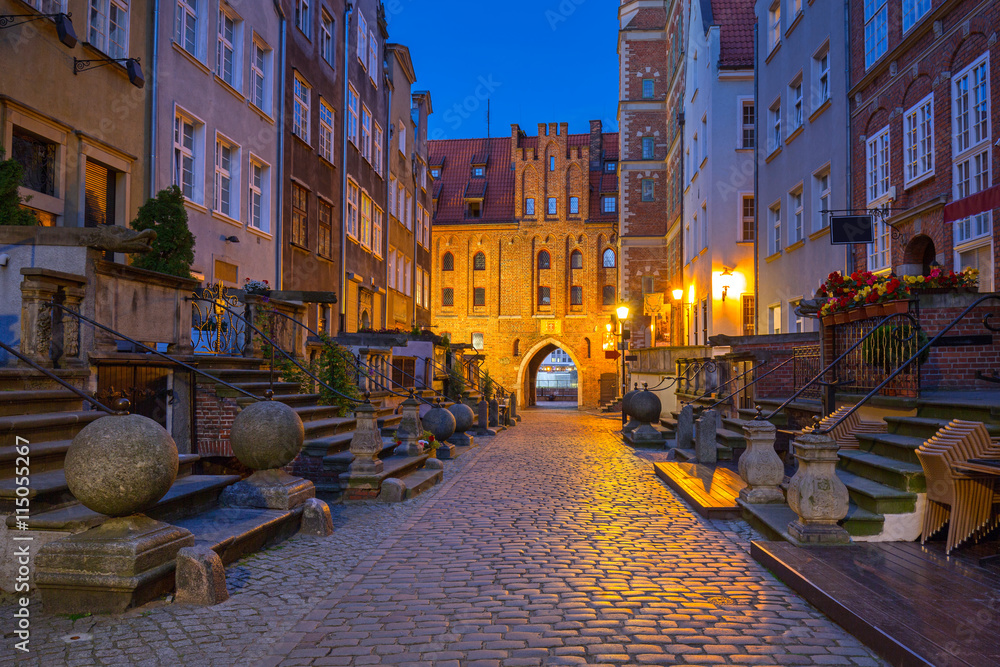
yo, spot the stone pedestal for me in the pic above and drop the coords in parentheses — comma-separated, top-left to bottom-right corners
(738, 419, 785, 504)
(630, 424, 667, 446)
(394, 393, 424, 457)
(694, 409, 718, 464)
(786, 432, 850, 544)
(488, 398, 499, 427)
(220, 469, 315, 510)
(476, 399, 493, 436)
(175, 545, 228, 606)
(339, 401, 385, 498)
(677, 404, 694, 449)
(35, 515, 194, 614)
(300, 497, 334, 536)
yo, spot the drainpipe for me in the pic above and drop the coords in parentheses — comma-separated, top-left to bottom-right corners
(385, 64, 392, 329)
(753, 22, 759, 338)
(411, 147, 418, 328)
(677, 111, 686, 344)
(843, 0, 852, 276)
(340, 3, 353, 331)
(149, 0, 160, 198)
(274, 0, 287, 289)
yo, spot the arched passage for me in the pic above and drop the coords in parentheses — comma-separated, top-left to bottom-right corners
(515, 338, 584, 409)
(902, 234, 936, 276)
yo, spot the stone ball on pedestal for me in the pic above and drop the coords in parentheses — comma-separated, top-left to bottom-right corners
(630, 390, 662, 424)
(65, 414, 179, 517)
(230, 400, 305, 470)
(622, 385, 641, 417)
(422, 404, 456, 442)
(448, 402, 475, 433)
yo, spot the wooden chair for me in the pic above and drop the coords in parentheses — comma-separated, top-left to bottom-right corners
(812, 405, 888, 450)
(917, 420, 1000, 554)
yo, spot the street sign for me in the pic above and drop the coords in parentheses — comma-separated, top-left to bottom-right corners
(625, 355, 638, 362)
(605, 351, 620, 360)
(830, 215, 875, 244)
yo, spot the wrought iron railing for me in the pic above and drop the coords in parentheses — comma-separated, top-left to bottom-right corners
(190, 283, 248, 356)
(792, 346, 821, 400)
(685, 359, 769, 407)
(676, 358, 718, 397)
(831, 306, 920, 398)
(706, 357, 794, 412)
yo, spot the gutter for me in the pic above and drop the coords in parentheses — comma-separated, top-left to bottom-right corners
(843, 0, 852, 276)
(753, 21, 759, 338)
(274, 0, 286, 289)
(340, 3, 353, 330)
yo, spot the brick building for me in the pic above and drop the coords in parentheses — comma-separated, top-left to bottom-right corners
(429, 122, 620, 408)
(617, 0, 687, 348)
(849, 0, 999, 288)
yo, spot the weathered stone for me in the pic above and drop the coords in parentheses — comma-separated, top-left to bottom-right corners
(630, 389, 661, 425)
(738, 418, 785, 504)
(378, 478, 406, 503)
(425, 457, 444, 470)
(64, 413, 178, 517)
(446, 431, 473, 449)
(394, 394, 424, 456)
(676, 404, 694, 449)
(175, 546, 228, 606)
(787, 431, 851, 544)
(630, 423, 667, 446)
(622, 384, 642, 433)
(347, 401, 384, 477)
(423, 402, 457, 442)
(449, 402, 475, 432)
(476, 399, 493, 436)
(230, 400, 305, 470)
(299, 498, 334, 536)
(220, 469, 315, 510)
(488, 398, 499, 427)
(694, 409, 718, 464)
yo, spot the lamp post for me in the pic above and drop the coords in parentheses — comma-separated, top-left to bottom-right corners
(616, 304, 630, 428)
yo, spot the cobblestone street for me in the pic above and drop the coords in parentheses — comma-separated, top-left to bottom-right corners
(7, 409, 884, 666)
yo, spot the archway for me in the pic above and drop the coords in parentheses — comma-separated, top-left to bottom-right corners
(901, 234, 936, 276)
(516, 338, 584, 409)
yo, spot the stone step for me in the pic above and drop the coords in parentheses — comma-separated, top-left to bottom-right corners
(884, 415, 1000, 439)
(0, 410, 104, 444)
(304, 432, 356, 458)
(224, 381, 302, 396)
(854, 432, 924, 465)
(0, 368, 90, 392)
(172, 505, 303, 566)
(401, 467, 443, 500)
(0, 438, 72, 476)
(0, 454, 201, 514)
(303, 415, 359, 440)
(741, 501, 883, 541)
(205, 368, 273, 383)
(843, 503, 886, 538)
(9, 472, 240, 533)
(738, 405, 790, 427)
(916, 398, 1000, 425)
(293, 404, 349, 422)
(838, 449, 926, 493)
(673, 448, 696, 462)
(322, 439, 398, 472)
(715, 427, 745, 456)
(836, 470, 918, 515)
(0, 390, 84, 416)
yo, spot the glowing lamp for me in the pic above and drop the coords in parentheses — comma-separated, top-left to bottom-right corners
(616, 305, 630, 321)
(672, 288, 683, 301)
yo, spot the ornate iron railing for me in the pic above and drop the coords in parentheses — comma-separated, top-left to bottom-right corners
(792, 346, 821, 400)
(706, 357, 794, 412)
(190, 283, 247, 356)
(831, 305, 920, 398)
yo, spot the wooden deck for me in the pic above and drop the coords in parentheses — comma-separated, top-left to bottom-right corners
(653, 461, 746, 519)
(753, 539, 1000, 667)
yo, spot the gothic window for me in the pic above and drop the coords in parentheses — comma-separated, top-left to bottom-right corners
(538, 250, 551, 270)
(442, 251, 454, 271)
(603, 248, 616, 268)
(473, 251, 486, 271)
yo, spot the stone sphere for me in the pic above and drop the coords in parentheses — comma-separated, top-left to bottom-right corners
(65, 414, 178, 517)
(230, 400, 305, 470)
(448, 403, 475, 432)
(422, 406, 456, 442)
(630, 390, 663, 424)
(622, 386, 641, 417)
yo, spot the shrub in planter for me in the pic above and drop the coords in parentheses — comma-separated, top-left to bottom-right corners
(860, 324, 929, 372)
(129, 186, 196, 279)
(0, 153, 38, 226)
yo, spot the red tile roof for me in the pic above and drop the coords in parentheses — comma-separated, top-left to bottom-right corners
(602, 133, 620, 160)
(428, 138, 514, 224)
(712, 0, 755, 68)
(589, 173, 617, 223)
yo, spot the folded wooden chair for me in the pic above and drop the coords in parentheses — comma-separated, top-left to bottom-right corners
(813, 405, 888, 449)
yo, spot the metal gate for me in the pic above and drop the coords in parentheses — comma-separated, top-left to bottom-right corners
(95, 364, 172, 429)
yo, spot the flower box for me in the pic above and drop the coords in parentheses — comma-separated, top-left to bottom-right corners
(833, 312, 849, 324)
(882, 300, 910, 316)
(821, 315, 837, 328)
(863, 304, 882, 319)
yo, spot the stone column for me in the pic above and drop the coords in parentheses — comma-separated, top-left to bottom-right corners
(19, 277, 58, 367)
(786, 431, 850, 544)
(339, 400, 385, 499)
(59, 286, 87, 366)
(488, 397, 499, 427)
(694, 409, 718, 464)
(738, 414, 785, 504)
(676, 404, 694, 449)
(508, 390, 519, 423)
(394, 392, 424, 456)
(476, 399, 491, 436)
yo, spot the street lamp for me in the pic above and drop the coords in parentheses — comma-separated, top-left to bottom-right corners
(616, 304, 630, 428)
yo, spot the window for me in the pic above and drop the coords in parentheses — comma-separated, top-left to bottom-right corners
(571, 286, 583, 305)
(473, 288, 485, 307)
(767, 0, 780, 52)
(318, 199, 332, 257)
(293, 76, 310, 143)
(741, 101, 754, 149)
(950, 56, 991, 279)
(790, 79, 803, 130)
(813, 169, 831, 231)
(954, 56, 989, 156)
(570, 250, 583, 269)
(90, 0, 129, 59)
(172, 113, 200, 202)
(398, 122, 406, 155)
(813, 48, 830, 107)
(769, 304, 782, 334)
(291, 183, 308, 247)
(319, 100, 335, 164)
(473, 252, 485, 271)
(405, 192, 412, 229)
(84, 160, 115, 227)
(423, 270, 430, 307)
(442, 288, 454, 307)
(387, 248, 396, 289)
(214, 137, 238, 219)
(216, 10, 240, 89)
(701, 116, 708, 160)
(602, 285, 616, 305)
(642, 179, 654, 202)
(789, 188, 803, 244)
(769, 100, 781, 152)
(295, 0, 311, 38)
(791, 0, 802, 16)
(471, 166, 485, 178)
(538, 250, 551, 270)
(603, 197, 616, 213)
(904, 95, 934, 185)
(373, 123, 383, 175)
(250, 41, 270, 113)
(347, 86, 359, 145)
(360, 192, 372, 248)
(742, 295, 755, 336)
(864, 0, 888, 69)
(346, 180, 359, 239)
(431, 168, 440, 179)
(954, 151, 990, 244)
(361, 106, 372, 162)
(642, 79, 654, 98)
(368, 29, 378, 84)
(569, 197, 579, 214)
(13, 128, 56, 197)
(868, 217, 890, 270)
(423, 209, 430, 247)
(404, 258, 411, 296)
(958, 245, 994, 292)
(902, 0, 930, 33)
(415, 271, 423, 307)
(538, 286, 551, 306)
(472, 333, 484, 350)
(605, 162, 616, 173)
(642, 137, 655, 160)
(866, 127, 891, 202)
(792, 300, 805, 333)
(769, 202, 782, 254)
(249, 158, 269, 233)
(549, 156, 555, 171)
(603, 248, 616, 268)
(176, 0, 198, 55)
(320, 11, 335, 66)
(357, 10, 367, 65)
(524, 198, 535, 215)
(741, 194, 755, 242)
(373, 206, 383, 257)
(547, 197, 557, 215)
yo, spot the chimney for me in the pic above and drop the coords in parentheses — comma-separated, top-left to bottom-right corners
(589, 120, 603, 172)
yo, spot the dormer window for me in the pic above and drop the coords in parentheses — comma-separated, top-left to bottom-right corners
(605, 162, 616, 173)
(431, 168, 440, 178)
(472, 166, 484, 177)
(468, 201, 482, 218)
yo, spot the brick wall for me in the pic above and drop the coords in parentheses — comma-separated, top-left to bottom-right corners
(915, 294, 1000, 390)
(194, 381, 239, 457)
(711, 332, 822, 399)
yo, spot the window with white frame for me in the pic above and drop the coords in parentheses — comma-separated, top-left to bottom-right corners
(741, 100, 754, 149)
(813, 168, 831, 231)
(404, 259, 411, 296)
(398, 121, 406, 155)
(368, 29, 377, 84)
(954, 151, 990, 245)
(28, 1, 67, 13)
(319, 99, 335, 164)
(813, 47, 830, 108)
(954, 56, 990, 156)
(216, 10, 240, 89)
(405, 192, 412, 229)
(789, 77, 803, 131)
(423, 209, 430, 247)
(767, 0, 780, 52)
(904, 95, 934, 185)
(373, 205, 384, 256)
(373, 123, 383, 175)
(740, 194, 755, 242)
(415, 270, 423, 307)
(866, 127, 890, 202)
(361, 105, 372, 162)
(250, 41, 271, 113)
(360, 192, 371, 248)
(295, 0, 310, 38)
(388, 178, 396, 218)
(90, 0, 129, 59)
(769, 202, 781, 254)
(357, 11, 367, 65)
(320, 11, 335, 66)
(791, 300, 805, 332)
(347, 86, 359, 145)
(176, 0, 198, 56)
(769, 99, 781, 152)
(789, 187, 803, 244)
(769, 304, 782, 334)
(864, 0, 888, 69)
(249, 157, 269, 233)
(902, 0, 930, 33)
(173, 111, 202, 202)
(346, 179, 359, 239)
(868, 217, 890, 270)
(214, 136, 239, 219)
(396, 186, 404, 220)
(388, 248, 396, 289)
(423, 269, 430, 307)
(293, 75, 310, 143)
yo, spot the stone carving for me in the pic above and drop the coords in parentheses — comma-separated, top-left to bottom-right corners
(79, 225, 156, 253)
(738, 414, 785, 504)
(395, 393, 425, 456)
(786, 431, 851, 544)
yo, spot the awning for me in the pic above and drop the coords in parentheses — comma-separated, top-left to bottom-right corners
(944, 183, 1000, 223)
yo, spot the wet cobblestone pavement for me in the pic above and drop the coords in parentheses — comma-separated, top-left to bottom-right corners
(5, 408, 884, 666)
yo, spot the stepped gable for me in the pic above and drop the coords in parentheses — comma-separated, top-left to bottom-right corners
(428, 137, 514, 224)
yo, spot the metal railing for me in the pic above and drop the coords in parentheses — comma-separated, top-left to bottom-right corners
(0, 339, 117, 414)
(684, 360, 767, 406)
(792, 346, 821, 400)
(707, 357, 794, 412)
(676, 359, 719, 397)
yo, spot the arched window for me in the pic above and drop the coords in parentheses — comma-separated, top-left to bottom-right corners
(473, 252, 486, 271)
(442, 252, 454, 271)
(603, 248, 616, 268)
(538, 250, 551, 270)
(570, 250, 583, 269)
(360, 311, 371, 329)
(513, 339, 520, 356)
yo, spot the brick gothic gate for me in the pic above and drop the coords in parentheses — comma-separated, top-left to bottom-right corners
(516, 338, 584, 409)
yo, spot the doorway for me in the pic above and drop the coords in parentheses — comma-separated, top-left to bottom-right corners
(517, 340, 582, 408)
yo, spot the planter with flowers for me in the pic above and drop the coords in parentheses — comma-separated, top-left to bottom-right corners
(244, 278, 272, 297)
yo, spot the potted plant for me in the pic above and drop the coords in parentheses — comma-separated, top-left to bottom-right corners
(420, 430, 439, 459)
(244, 278, 272, 296)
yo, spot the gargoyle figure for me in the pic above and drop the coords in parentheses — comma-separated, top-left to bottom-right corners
(80, 225, 157, 253)
(795, 298, 824, 318)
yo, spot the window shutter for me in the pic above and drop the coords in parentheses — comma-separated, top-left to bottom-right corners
(84, 161, 109, 227)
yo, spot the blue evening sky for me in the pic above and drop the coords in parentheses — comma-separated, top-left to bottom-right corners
(385, 0, 620, 141)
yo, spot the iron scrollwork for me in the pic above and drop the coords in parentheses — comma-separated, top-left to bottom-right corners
(191, 283, 247, 355)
